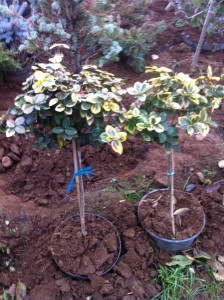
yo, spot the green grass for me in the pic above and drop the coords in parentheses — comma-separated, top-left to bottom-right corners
(152, 265, 224, 300)
(119, 173, 155, 203)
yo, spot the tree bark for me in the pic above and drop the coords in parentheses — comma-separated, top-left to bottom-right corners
(191, 0, 216, 71)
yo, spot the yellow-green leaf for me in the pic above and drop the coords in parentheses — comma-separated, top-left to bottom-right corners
(32, 81, 44, 93)
(91, 103, 101, 114)
(111, 140, 123, 155)
(34, 71, 45, 81)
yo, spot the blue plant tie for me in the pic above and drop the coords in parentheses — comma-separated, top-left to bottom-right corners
(64, 166, 94, 201)
(167, 170, 175, 177)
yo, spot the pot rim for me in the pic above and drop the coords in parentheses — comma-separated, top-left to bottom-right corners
(138, 188, 206, 243)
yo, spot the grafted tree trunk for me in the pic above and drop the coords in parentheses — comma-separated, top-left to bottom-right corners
(191, 0, 216, 71)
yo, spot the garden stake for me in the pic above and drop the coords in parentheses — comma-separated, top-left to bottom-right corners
(169, 149, 176, 237)
(72, 138, 86, 236)
(77, 141, 87, 236)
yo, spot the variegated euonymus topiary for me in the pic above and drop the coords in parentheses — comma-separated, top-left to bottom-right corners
(6, 52, 125, 144)
(101, 66, 224, 237)
(6, 50, 126, 235)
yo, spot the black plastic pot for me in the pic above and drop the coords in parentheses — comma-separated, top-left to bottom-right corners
(182, 32, 224, 52)
(138, 188, 206, 253)
(2, 60, 33, 83)
(51, 213, 122, 280)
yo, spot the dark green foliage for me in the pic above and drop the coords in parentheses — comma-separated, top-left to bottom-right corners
(0, 43, 20, 73)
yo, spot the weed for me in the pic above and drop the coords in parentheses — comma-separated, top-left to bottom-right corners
(121, 174, 154, 203)
(152, 264, 224, 300)
(203, 168, 217, 179)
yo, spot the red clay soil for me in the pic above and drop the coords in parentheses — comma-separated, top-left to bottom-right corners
(0, 0, 224, 299)
(50, 214, 120, 277)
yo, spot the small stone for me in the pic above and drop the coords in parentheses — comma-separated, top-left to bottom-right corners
(10, 143, 20, 156)
(0, 147, 4, 159)
(7, 152, 21, 162)
(37, 198, 49, 206)
(123, 228, 136, 238)
(58, 260, 64, 267)
(195, 134, 205, 141)
(2, 156, 13, 168)
(196, 172, 205, 183)
(218, 160, 224, 169)
(185, 184, 196, 193)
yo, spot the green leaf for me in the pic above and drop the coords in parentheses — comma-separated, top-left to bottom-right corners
(159, 112, 167, 122)
(126, 123, 136, 134)
(100, 132, 107, 142)
(91, 103, 101, 114)
(52, 127, 64, 134)
(159, 133, 167, 143)
(32, 81, 44, 93)
(170, 102, 181, 110)
(22, 104, 34, 114)
(106, 126, 117, 137)
(81, 102, 91, 110)
(57, 92, 69, 100)
(6, 128, 15, 137)
(142, 132, 152, 142)
(187, 126, 194, 135)
(164, 143, 172, 153)
(6, 119, 15, 128)
(15, 125, 25, 134)
(49, 98, 59, 106)
(43, 77, 55, 87)
(34, 94, 46, 105)
(34, 70, 45, 80)
(64, 108, 73, 115)
(207, 66, 212, 79)
(71, 93, 79, 104)
(111, 140, 123, 154)
(65, 100, 76, 108)
(132, 107, 140, 117)
(55, 104, 66, 112)
(73, 84, 81, 92)
(62, 117, 70, 128)
(166, 255, 193, 267)
(64, 127, 77, 136)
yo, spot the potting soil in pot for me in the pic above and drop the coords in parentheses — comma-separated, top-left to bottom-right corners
(50, 214, 119, 276)
(139, 190, 204, 240)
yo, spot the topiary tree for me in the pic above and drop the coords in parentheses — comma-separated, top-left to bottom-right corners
(5, 47, 126, 235)
(101, 66, 224, 237)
